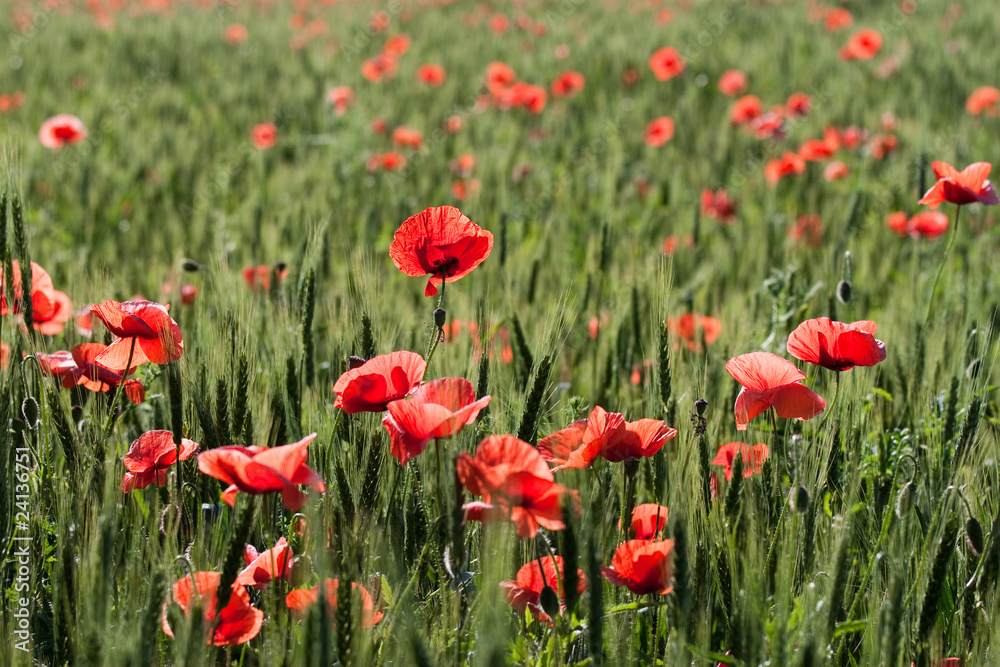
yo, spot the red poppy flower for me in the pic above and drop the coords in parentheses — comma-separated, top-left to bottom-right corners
(839, 28, 882, 61)
(196, 433, 326, 510)
(765, 152, 806, 187)
(235, 538, 293, 590)
(361, 53, 398, 82)
(489, 13, 508, 34)
(1, 260, 72, 336)
(416, 64, 446, 86)
(121, 430, 198, 492)
(38, 114, 87, 150)
(538, 406, 676, 469)
(644, 117, 674, 148)
(499, 83, 547, 114)
(888, 211, 949, 239)
(730, 95, 763, 125)
(242, 264, 289, 292)
(788, 214, 824, 247)
(667, 313, 722, 350)
(389, 205, 494, 297)
(162, 572, 263, 646)
(251, 123, 277, 150)
(550, 70, 585, 98)
(712, 442, 769, 481)
(626, 503, 669, 540)
(500, 556, 587, 622)
(798, 128, 840, 161)
(286, 579, 383, 626)
(391, 126, 423, 148)
(648, 47, 685, 82)
(967, 86, 1000, 116)
(726, 351, 826, 430)
(601, 539, 674, 595)
(824, 160, 850, 182)
(444, 115, 463, 134)
(662, 234, 694, 256)
(837, 126, 869, 150)
(457, 435, 578, 538)
(383, 33, 411, 56)
(327, 86, 355, 115)
(786, 92, 812, 116)
(451, 179, 481, 202)
(333, 350, 426, 413)
(869, 133, 897, 160)
(786, 317, 886, 372)
(717, 69, 747, 97)
(224, 23, 248, 44)
(450, 153, 476, 177)
(180, 284, 197, 306)
(824, 8, 852, 32)
(919, 161, 999, 209)
(749, 111, 786, 140)
(486, 62, 516, 95)
(701, 189, 737, 223)
(43, 343, 146, 403)
(0, 342, 7, 370)
(89, 299, 183, 371)
(382, 377, 491, 465)
(367, 151, 407, 172)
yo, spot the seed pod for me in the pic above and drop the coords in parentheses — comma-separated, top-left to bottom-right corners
(21, 396, 39, 429)
(966, 517, 985, 557)
(539, 584, 560, 621)
(181, 258, 202, 272)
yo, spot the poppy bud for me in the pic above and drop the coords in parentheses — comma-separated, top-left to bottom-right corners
(347, 355, 366, 370)
(966, 358, 981, 381)
(539, 584, 560, 620)
(21, 396, 39, 429)
(896, 481, 914, 519)
(275, 261, 288, 274)
(836, 280, 852, 304)
(694, 398, 708, 417)
(791, 486, 810, 512)
(434, 307, 447, 328)
(966, 517, 985, 556)
(181, 258, 202, 272)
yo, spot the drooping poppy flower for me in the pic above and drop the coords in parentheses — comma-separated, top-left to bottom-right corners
(224, 23, 248, 44)
(416, 64, 446, 86)
(389, 205, 494, 297)
(242, 264, 289, 292)
(196, 433, 326, 510)
(919, 161, 999, 209)
(701, 189, 737, 223)
(89, 299, 183, 371)
(730, 95, 763, 126)
(550, 70, 585, 98)
(648, 47, 685, 82)
(391, 126, 423, 148)
(644, 117, 674, 148)
(717, 69, 747, 97)
(327, 86, 355, 115)
(286, 579, 383, 626)
(765, 152, 806, 187)
(235, 538, 293, 590)
(967, 86, 1000, 116)
(601, 539, 674, 596)
(162, 572, 263, 646)
(538, 406, 676, 469)
(333, 350, 426, 413)
(839, 28, 882, 61)
(712, 442, 770, 481)
(382, 377, 491, 465)
(789, 214, 825, 247)
(626, 503, 669, 540)
(38, 114, 87, 150)
(667, 313, 722, 351)
(500, 556, 587, 622)
(824, 8, 852, 32)
(786, 317, 886, 372)
(457, 435, 578, 538)
(824, 160, 850, 182)
(251, 123, 277, 150)
(726, 351, 826, 430)
(121, 430, 198, 492)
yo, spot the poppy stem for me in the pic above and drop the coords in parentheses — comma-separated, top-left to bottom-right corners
(922, 204, 961, 333)
(818, 371, 841, 429)
(103, 337, 137, 439)
(424, 272, 447, 366)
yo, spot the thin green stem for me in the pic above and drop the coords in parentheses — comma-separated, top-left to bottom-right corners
(923, 205, 962, 332)
(104, 337, 137, 439)
(817, 371, 841, 429)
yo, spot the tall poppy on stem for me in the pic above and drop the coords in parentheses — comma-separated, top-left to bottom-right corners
(601, 539, 674, 595)
(121, 430, 199, 492)
(726, 351, 825, 430)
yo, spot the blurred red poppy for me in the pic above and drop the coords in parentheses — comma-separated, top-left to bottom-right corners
(39, 114, 87, 149)
(869, 133, 897, 160)
(457, 434, 578, 538)
(967, 86, 1000, 116)
(726, 351, 826, 430)
(382, 377, 491, 465)
(362, 53, 398, 82)
(242, 264, 289, 292)
(888, 211, 949, 239)
(789, 214, 825, 247)
(235, 538, 293, 590)
(252, 123, 277, 150)
(839, 28, 882, 61)
(162, 572, 263, 646)
(701, 189, 737, 223)
(601, 539, 674, 595)
(327, 86, 355, 115)
(444, 115, 463, 134)
(499, 83, 547, 113)
(121, 430, 197, 492)
(383, 34, 411, 56)
(1, 260, 72, 335)
(500, 556, 587, 622)
(837, 126, 868, 150)
(786, 92, 812, 116)
(391, 126, 423, 148)
(551, 70, 585, 98)
(90, 299, 183, 371)
(667, 312, 721, 350)
(450, 154, 476, 177)
(824, 8, 852, 32)
(416, 64, 446, 86)
(712, 442, 769, 481)
(224, 23, 248, 44)
(644, 117, 674, 147)
(333, 350, 426, 413)
(368, 151, 407, 171)
(798, 128, 840, 161)
(486, 62, 516, 95)
(824, 160, 850, 182)
(197, 433, 326, 510)
(286, 579, 383, 626)
(718, 70, 747, 97)
(648, 47, 685, 81)
(765, 152, 806, 187)
(0, 342, 7, 370)
(919, 161, 999, 209)
(730, 95, 763, 126)
(627, 503, 669, 540)
(787, 317, 886, 372)
(389, 205, 494, 297)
